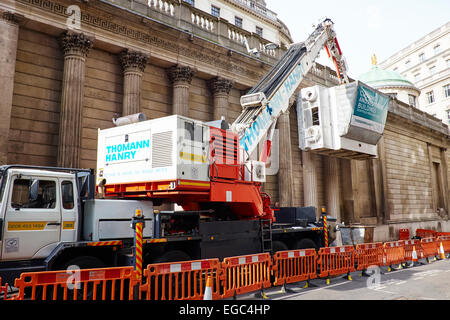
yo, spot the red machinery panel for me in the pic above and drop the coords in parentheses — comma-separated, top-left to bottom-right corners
(209, 127, 240, 181)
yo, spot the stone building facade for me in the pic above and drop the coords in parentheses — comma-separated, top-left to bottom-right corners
(1, 0, 449, 243)
(378, 22, 450, 126)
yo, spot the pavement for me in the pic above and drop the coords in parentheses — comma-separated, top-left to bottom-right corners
(238, 257, 450, 300)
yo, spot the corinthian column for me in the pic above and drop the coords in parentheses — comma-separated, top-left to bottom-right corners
(0, 11, 20, 165)
(278, 110, 293, 207)
(303, 151, 319, 213)
(57, 31, 93, 168)
(324, 156, 340, 220)
(167, 65, 195, 116)
(119, 49, 148, 116)
(209, 77, 233, 121)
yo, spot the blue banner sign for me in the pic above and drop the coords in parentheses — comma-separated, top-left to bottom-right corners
(351, 84, 389, 134)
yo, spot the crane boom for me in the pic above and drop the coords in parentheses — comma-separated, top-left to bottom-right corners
(231, 18, 349, 161)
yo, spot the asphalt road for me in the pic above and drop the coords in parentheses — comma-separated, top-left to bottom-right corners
(240, 258, 450, 300)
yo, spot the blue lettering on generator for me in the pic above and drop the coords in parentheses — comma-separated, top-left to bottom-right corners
(105, 139, 150, 163)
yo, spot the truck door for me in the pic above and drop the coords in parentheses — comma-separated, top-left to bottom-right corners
(59, 179, 77, 242)
(2, 175, 61, 260)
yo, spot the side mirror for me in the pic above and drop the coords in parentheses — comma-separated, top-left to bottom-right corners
(29, 179, 39, 202)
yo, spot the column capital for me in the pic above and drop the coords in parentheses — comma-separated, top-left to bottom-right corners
(59, 31, 93, 58)
(167, 65, 195, 85)
(281, 109, 290, 117)
(208, 77, 233, 95)
(119, 49, 149, 73)
(0, 10, 23, 24)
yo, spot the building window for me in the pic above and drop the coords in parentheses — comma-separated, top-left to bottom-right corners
(414, 73, 421, 82)
(434, 44, 441, 55)
(408, 94, 417, 107)
(426, 91, 435, 104)
(444, 84, 450, 98)
(419, 53, 425, 62)
(183, 0, 194, 6)
(429, 66, 436, 76)
(447, 59, 450, 68)
(235, 16, 243, 28)
(256, 26, 263, 37)
(211, 5, 220, 17)
(447, 110, 450, 120)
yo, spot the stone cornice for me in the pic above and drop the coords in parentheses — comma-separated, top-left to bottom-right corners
(59, 31, 93, 57)
(14, 0, 264, 84)
(119, 49, 149, 73)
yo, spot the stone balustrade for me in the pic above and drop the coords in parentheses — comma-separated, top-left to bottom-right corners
(259, 41, 276, 57)
(110, 0, 282, 64)
(147, 0, 175, 16)
(311, 64, 341, 84)
(228, 26, 248, 44)
(191, 10, 215, 32)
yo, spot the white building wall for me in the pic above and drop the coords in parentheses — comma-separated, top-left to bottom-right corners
(379, 22, 450, 126)
(191, 0, 280, 44)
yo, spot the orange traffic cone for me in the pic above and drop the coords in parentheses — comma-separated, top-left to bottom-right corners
(439, 242, 446, 260)
(411, 246, 418, 266)
(203, 275, 213, 300)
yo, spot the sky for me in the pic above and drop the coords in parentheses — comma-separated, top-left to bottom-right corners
(267, 0, 450, 79)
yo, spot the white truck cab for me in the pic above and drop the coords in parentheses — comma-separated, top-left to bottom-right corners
(0, 168, 79, 261)
(0, 165, 154, 285)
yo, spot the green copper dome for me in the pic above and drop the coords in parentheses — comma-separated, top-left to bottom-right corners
(358, 65, 415, 89)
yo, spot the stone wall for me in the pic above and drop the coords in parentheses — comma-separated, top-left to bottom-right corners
(81, 48, 123, 169)
(9, 28, 63, 166)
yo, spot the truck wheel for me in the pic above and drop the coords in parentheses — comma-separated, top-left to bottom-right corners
(293, 239, 317, 251)
(26, 256, 107, 301)
(61, 256, 107, 301)
(62, 256, 106, 270)
(272, 241, 288, 254)
(152, 250, 191, 264)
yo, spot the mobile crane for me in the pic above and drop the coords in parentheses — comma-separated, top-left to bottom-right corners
(0, 19, 368, 285)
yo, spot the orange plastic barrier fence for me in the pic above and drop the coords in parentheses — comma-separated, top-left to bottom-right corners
(0, 277, 8, 300)
(416, 229, 437, 238)
(221, 253, 271, 299)
(13, 266, 139, 301)
(420, 237, 438, 260)
(438, 235, 450, 254)
(139, 259, 221, 300)
(355, 242, 384, 271)
(403, 239, 422, 263)
(436, 232, 450, 237)
(272, 249, 317, 286)
(383, 241, 405, 267)
(317, 246, 355, 278)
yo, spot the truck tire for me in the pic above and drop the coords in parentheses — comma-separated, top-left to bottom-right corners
(293, 238, 317, 251)
(62, 256, 106, 270)
(152, 250, 191, 264)
(272, 241, 288, 254)
(25, 256, 106, 300)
